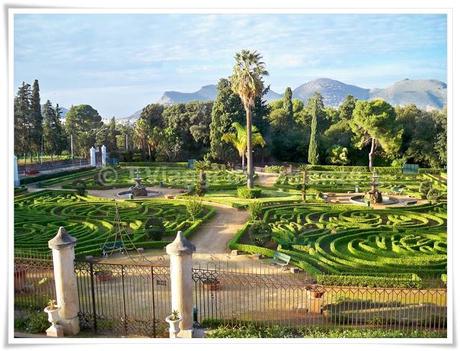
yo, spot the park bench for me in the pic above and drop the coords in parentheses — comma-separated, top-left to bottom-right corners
(102, 241, 124, 256)
(271, 251, 291, 267)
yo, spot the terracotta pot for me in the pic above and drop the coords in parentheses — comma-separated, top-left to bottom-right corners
(95, 270, 113, 282)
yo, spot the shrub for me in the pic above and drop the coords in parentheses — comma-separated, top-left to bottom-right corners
(248, 221, 272, 246)
(426, 188, 441, 201)
(419, 181, 432, 199)
(185, 198, 203, 221)
(316, 273, 422, 288)
(237, 187, 262, 199)
(248, 201, 264, 220)
(144, 216, 165, 241)
(15, 309, 49, 334)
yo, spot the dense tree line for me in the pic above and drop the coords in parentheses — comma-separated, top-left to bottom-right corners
(15, 79, 447, 169)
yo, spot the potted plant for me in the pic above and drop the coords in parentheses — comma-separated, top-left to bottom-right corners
(44, 299, 60, 325)
(202, 276, 220, 291)
(95, 270, 113, 282)
(165, 310, 182, 338)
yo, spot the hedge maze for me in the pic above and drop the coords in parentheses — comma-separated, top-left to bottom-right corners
(14, 190, 213, 257)
(276, 170, 447, 198)
(37, 164, 246, 190)
(250, 202, 447, 277)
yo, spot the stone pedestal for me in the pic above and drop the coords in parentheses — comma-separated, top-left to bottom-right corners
(166, 231, 196, 338)
(48, 227, 80, 336)
(46, 324, 64, 337)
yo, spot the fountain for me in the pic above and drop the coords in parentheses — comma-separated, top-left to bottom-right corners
(350, 171, 401, 206)
(117, 169, 161, 198)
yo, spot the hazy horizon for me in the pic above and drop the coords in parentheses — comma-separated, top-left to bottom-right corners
(14, 13, 447, 117)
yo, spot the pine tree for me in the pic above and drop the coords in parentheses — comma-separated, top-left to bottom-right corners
(42, 100, 66, 157)
(30, 80, 43, 158)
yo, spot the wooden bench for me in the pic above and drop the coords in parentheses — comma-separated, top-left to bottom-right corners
(271, 252, 291, 267)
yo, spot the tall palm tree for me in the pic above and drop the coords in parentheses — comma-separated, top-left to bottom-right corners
(230, 50, 268, 188)
(222, 122, 265, 171)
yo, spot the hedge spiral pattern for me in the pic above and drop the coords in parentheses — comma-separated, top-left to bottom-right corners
(261, 202, 447, 275)
(15, 190, 210, 256)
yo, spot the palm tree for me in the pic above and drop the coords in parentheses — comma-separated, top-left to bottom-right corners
(222, 122, 265, 171)
(230, 50, 268, 188)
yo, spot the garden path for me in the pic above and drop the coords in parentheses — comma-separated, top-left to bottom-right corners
(191, 202, 249, 254)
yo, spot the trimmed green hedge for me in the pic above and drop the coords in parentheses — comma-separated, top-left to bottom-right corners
(316, 273, 422, 288)
(20, 166, 95, 185)
(237, 187, 262, 199)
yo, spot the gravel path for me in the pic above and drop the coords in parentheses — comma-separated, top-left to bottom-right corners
(191, 202, 249, 254)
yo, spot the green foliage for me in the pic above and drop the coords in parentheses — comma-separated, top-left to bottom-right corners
(419, 181, 432, 199)
(14, 191, 211, 256)
(327, 145, 349, 165)
(144, 216, 165, 241)
(426, 188, 441, 201)
(203, 321, 446, 338)
(307, 93, 322, 165)
(248, 221, 272, 245)
(15, 309, 49, 334)
(316, 274, 422, 288)
(248, 201, 264, 220)
(237, 187, 262, 199)
(350, 99, 403, 169)
(185, 198, 203, 221)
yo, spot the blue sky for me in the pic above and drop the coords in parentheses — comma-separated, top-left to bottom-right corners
(14, 13, 447, 117)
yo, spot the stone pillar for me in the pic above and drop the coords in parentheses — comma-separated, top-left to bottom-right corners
(90, 147, 96, 167)
(48, 227, 80, 335)
(166, 231, 196, 338)
(14, 155, 20, 187)
(101, 145, 107, 166)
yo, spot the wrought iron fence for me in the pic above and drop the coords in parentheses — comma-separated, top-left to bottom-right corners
(191, 261, 447, 332)
(75, 259, 171, 338)
(13, 255, 447, 337)
(14, 255, 55, 310)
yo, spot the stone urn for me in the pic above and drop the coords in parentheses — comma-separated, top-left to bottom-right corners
(165, 313, 182, 338)
(44, 306, 60, 325)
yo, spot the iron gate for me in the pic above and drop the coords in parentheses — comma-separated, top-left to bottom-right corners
(75, 259, 171, 337)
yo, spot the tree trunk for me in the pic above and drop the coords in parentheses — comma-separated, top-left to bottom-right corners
(246, 107, 254, 188)
(368, 138, 375, 172)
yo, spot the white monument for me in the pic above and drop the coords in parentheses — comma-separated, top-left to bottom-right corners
(90, 146, 96, 167)
(101, 145, 107, 167)
(14, 155, 20, 187)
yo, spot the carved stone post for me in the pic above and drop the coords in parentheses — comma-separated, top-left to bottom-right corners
(166, 231, 196, 338)
(101, 145, 107, 166)
(90, 146, 96, 167)
(14, 155, 20, 187)
(48, 227, 80, 335)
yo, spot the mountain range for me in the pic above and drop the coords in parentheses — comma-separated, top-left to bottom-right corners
(122, 78, 446, 121)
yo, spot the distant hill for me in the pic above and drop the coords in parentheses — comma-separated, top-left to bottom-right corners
(370, 79, 446, 110)
(293, 78, 370, 106)
(157, 84, 282, 106)
(123, 78, 446, 120)
(41, 105, 69, 118)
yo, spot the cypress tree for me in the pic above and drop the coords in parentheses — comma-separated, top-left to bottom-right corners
(31, 80, 43, 157)
(14, 82, 32, 158)
(283, 87, 293, 120)
(308, 106, 319, 165)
